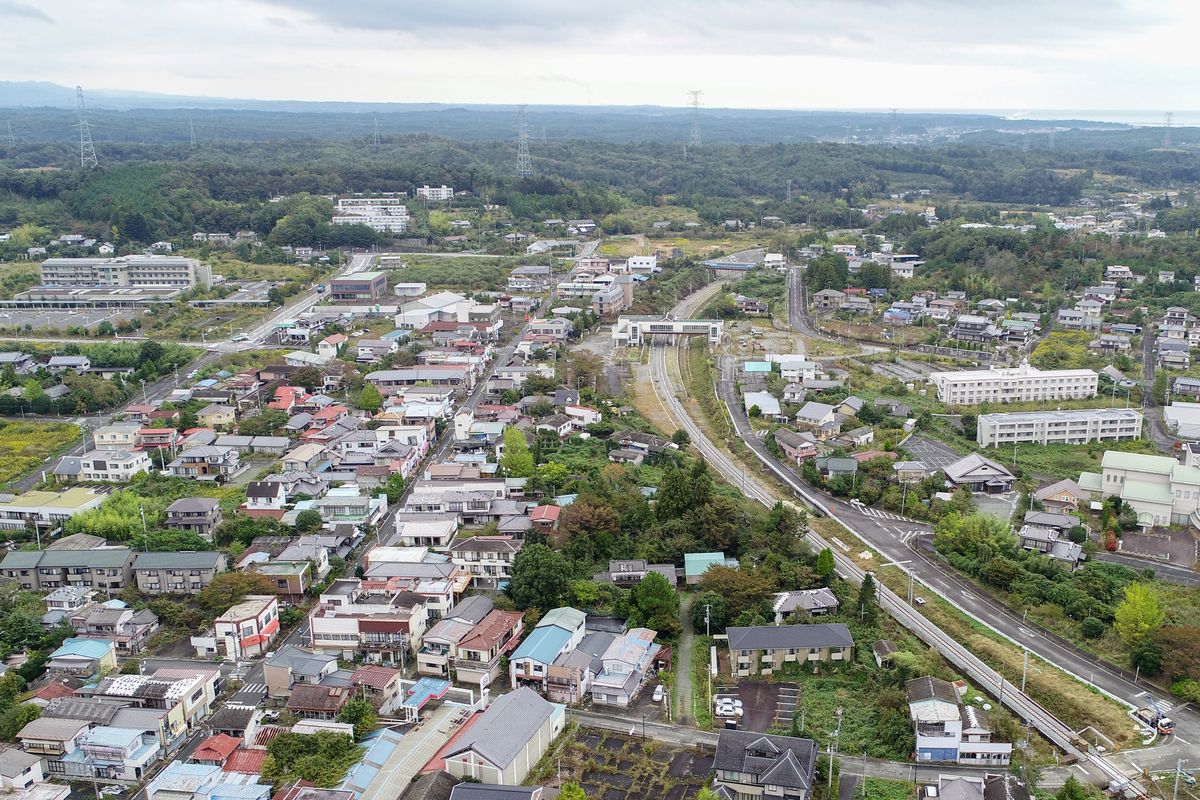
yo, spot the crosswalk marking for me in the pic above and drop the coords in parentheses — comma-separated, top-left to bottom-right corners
(236, 682, 266, 695)
(859, 506, 915, 522)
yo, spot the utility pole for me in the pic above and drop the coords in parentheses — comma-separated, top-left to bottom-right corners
(1021, 649, 1029, 693)
(76, 86, 98, 169)
(704, 604, 712, 637)
(827, 707, 844, 792)
(1173, 759, 1190, 800)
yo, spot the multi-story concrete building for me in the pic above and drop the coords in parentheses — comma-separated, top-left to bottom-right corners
(71, 449, 153, 483)
(40, 256, 212, 290)
(191, 595, 279, 660)
(132, 552, 227, 596)
(1, 548, 134, 592)
(449, 536, 522, 588)
(331, 196, 410, 233)
(415, 185, 454, 201)
(726, 623, 854, 677)
(308, 581, 428, 665)
(0, 488, 105, 533)
(611, 315, 723, 346)
(329, 272, 387, 302)
(1079, 450, 1200, 528)
(976, 408, 1143, 447)
(930, 363, 1098, 406)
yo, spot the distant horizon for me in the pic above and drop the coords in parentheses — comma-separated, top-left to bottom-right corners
(1, 81, 1196, 128)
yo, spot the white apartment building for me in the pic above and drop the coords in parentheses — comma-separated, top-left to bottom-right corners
(415, 184, 454, 201)
(626, 255, 659, 274)
(40, 256, 212, 290)
(977, 408, 1143, 447)
(930, 363, 1098, 406)
(332, 196, 410, 233)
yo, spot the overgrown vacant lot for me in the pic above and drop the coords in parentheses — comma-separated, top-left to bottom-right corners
(530, 728, 712, 800)
(0, 420, 80, 486)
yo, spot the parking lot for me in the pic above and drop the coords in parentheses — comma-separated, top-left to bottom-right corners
(717, 682, 799, 732)
(0, 307, 141, 330)
(1120, 528, 1199, 566)
(904, 434, 964, 471)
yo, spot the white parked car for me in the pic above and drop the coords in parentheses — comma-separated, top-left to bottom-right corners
(652, 685, 664, 703)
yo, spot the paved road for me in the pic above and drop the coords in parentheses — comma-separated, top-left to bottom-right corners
(649, 288, 1152, 793)
(714, 358, 1198, 769)
(1093, 551, 1200, 585)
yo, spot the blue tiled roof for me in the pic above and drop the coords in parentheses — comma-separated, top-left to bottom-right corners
(511, 624, 572, 664)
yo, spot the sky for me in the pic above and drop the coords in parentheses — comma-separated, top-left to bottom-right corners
(0, 0, 1197, 115)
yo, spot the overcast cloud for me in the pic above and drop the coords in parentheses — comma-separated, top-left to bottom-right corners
(0, 0, 1194, 112)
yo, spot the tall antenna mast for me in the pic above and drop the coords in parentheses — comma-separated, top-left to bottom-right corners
(786, 180, 792, 202)
(5, 121, 14, 147)
(75, 85, 98, 169)
(1164, 112, 1173, 148)
(189, 117, 197, 148)
(889, 108, 898, 141)
(687, 90, 703, 148)
(373, 115, 381, 147)
(516, 105, 533, 178)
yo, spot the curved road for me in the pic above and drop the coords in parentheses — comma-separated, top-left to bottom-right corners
(647, 282, 1153, 794)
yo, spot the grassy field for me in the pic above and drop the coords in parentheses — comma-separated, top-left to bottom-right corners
(143, 304, 271, 341)
(0, 262, 40, 300)
(380, 254, 551, 292)
(0, 420, 81, 486)
(200, 255, 329, 283)
(861, 779, 915, 800)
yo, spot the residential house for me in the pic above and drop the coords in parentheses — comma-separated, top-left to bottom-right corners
(164, 499, 222, 539)
(510, 607, 587, 691)
(308, 582, 428, 665)
(591, 559, 677, 587)
(449, 537, 522, 588)
(1033, 478, 1087, 513)
(942, 453, 1016, 494)
(196, 405, 236, 429)
(812, 290, 845, 310)
(190, 596, 279, 660)
(589, 628, 660, 707)
(263, 645, 339, 699)
(683, 552, 738, 585)
(443, 686, 565, 786)
(774, 429, 818, 465)
(70, 449, 152, 483)
(94, 423, 141, 449)
(47, 638, 118, 675)
(286, 684, 352, 721)
(772, 588, 840, 622)
(0, 747, 45, 790)
(713, 730, 817, 800)
(133, 552, 227, 596)
(794, 402, 840, 440)
(905, 676, 1012, 765)
(726, 624, 854, 677)
(167, 446, 240, 480)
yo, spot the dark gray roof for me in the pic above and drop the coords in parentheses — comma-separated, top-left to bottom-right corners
(266, 644, 337, 677)
(984, 775, 1031, 800)
(714, 730, 816, 791)
(0, 746, 42, 777)
(43, 697, 125, 724)
(401, 771, 458, 800)
(247, 481, 285, 498)
(1, 548, 133, 570)
(726, 623, 853, 651)
(133, 551, 224, 570)
(166, 498, 220, 513)
(448, 595, 494, 625)
(444, 686, 554, 768)
(905, 676, 958, 704)
(450, 787, 540, 800)
(209, 704, 255, 731)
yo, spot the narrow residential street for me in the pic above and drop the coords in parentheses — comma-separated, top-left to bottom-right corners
(675, 593, 696, 726)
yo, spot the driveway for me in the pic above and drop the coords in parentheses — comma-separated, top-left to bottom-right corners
(724, 681, 798, 733)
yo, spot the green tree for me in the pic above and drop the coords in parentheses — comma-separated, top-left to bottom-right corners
(1080, 617, 1105, 639)
(1129, 640, 1163, 675)
(856, 572, 878, 623)
(815, 548, 836, 582)
(692, 591, 729, 635)
(628, 571, 681, 638)
(671, 429, 691, 447)
(536, 462, 569, 494)
(292, 367, 323, 392)
(267, 286, 285, 306)
(508, 543, 571, 611)
(358, 383, 383, 413)
(337, 697, 379, 741)
(196, 571, 278, 615)
(138, 340, 165, 366)
(295, 509, 324, 533)
(0, 703, 39, 741)
(384, 473, 406, 505)
(262, 731, 364, 787)
(1114, 583, 1165, 646)
(696, 566, 775, 621)
(500, 426, 535, 478)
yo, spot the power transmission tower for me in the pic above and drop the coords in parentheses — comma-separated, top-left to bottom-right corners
(786, 180, 792, 202)
(889, 108, 898, 141)
(5, 121, 13, 146)
(189, 117, 197, 148)
(516, 105, 533, 178)
(75, 86, 98, 169)
(687, 90, 703, 148)
(373, 115, 381, 147)
(1164, 112, 1173, 148)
